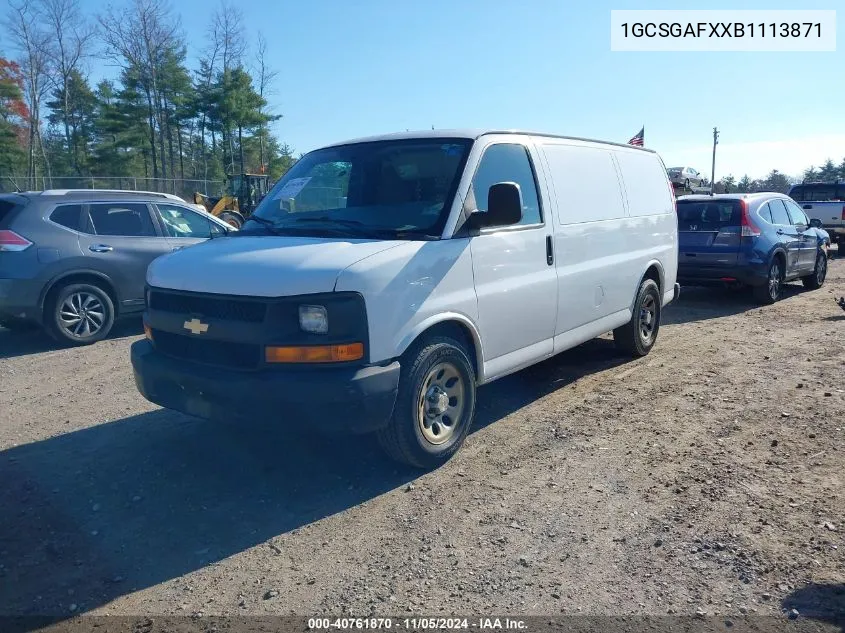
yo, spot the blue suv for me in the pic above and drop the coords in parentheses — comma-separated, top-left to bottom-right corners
(676, 193, 829, 304)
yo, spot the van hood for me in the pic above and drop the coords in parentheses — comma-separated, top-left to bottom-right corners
(147, 236, 406, 297)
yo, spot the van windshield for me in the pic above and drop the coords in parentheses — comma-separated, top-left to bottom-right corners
(246, 139, 472, 239)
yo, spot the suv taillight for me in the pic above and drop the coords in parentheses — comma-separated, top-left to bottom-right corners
(740, 199, 761, 237)
(0, 229, 33, 252)
(841, 205, 845, 221)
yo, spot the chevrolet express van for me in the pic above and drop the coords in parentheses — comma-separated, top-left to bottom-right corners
(131, 130, 679, 467)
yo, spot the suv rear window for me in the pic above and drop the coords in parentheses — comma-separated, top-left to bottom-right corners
(0, 199, 22, 227)
(676, 200, 741, 230)
(790, 184, 845, 202)
(50, 204, 83, 231)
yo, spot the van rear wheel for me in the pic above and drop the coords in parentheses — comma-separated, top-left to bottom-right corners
(377, 336, 476, 469)
(614, 278, 661, 357)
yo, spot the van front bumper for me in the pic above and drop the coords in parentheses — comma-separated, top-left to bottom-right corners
(130, 340, 400, 434)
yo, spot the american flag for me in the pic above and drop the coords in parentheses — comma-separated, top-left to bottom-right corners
(628, 127, 644, 147)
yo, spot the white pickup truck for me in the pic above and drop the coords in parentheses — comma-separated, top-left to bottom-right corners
(788, 182, 845, 245)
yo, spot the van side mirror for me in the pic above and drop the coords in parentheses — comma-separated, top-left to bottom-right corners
(468, 182, 523, 229)
(808, 218, 822, 229)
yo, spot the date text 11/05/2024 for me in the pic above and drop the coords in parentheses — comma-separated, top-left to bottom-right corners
(308, 618, 527, 630)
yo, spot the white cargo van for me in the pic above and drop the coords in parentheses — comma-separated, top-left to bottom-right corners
(132, 130, 679, 467)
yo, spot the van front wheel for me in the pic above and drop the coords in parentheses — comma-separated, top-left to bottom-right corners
(614, 278, 661, 357)
(377, 336, 476, 469)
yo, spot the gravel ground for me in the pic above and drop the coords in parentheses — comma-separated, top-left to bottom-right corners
(1, 255, 843, 628)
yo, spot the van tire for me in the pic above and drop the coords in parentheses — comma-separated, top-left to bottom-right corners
(45, 283, 115, 346)
(614, 278, 661, 357)
(801, 252, 827, 290)
(377, 336, 476, 469)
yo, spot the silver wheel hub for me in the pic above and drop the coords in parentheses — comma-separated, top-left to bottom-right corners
(59, 292, 106, 338)
(770, 263, 781, 297)
(426, 386, 450, 416)
(417, 362, 465, 446)
(639, 294, 656, 342)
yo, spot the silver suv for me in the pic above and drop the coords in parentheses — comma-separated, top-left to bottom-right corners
(0, 189, 232, 345)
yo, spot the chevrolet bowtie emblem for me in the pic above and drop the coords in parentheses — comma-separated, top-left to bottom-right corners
(183, 318, 209, 335)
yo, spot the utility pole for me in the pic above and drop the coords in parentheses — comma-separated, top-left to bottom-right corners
(710, 127, 719, 196)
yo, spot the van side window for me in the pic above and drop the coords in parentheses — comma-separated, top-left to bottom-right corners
(615, 151, 672, 216)
(543, 144, 626, 224)
(471, 144, 541, 226)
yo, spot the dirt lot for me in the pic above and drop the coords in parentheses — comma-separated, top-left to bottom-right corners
(1, 257, 843, 626)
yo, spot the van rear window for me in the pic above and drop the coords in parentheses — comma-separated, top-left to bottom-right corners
(676, 200, 741, 230)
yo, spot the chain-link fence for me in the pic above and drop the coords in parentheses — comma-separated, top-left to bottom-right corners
(0, 176, 226, 202)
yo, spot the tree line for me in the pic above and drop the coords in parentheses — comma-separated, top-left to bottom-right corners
(0, 0, 296, 193)
(711, 158, 845, 195)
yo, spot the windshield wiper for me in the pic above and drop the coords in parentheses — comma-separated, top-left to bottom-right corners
(239, 215, 305, 236)
(244, 215, 281, 230)
(294, 217, 438, 240)
(294, 217, 366, 227)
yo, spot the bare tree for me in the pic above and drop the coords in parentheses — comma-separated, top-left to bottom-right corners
(99, 0, 180, 180)
(196, 39, 221, 181)
(39, 0, 96, 174)
(253, 32, 279, 173)
(210, 1, 246, 173)
(211, 1, 246, 74)
(6, 0, 54, 182)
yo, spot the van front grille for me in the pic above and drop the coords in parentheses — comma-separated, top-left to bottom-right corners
(149, 290, 267, 323)
(151, 329, 260, 370)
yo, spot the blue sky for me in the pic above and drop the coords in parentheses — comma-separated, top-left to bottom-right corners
(80, 0, 842, 180)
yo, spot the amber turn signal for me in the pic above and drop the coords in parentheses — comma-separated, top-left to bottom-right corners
(265, 342, 364, 363)
(144, 323, 153, 341)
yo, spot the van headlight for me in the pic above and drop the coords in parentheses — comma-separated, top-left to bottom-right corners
(299, 305, 328, 333)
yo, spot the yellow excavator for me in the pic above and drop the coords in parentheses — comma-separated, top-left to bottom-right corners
(194, 173, 270, 228)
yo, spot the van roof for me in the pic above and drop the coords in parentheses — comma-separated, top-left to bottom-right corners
(322, 129, 656, 153)
(677, 192, 789, 201)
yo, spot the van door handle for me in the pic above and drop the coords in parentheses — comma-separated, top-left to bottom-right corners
(89, 244, 113, 253)
(546, 235, 554, 265)
(802, 204, 812, 210)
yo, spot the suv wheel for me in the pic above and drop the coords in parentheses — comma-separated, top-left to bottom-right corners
(754, 258, 783, 305)
(377, 336, 476, 469)
(801, 252, 827, 290)
(614, 278, 661, 357)
(46, 283, 115, 345)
